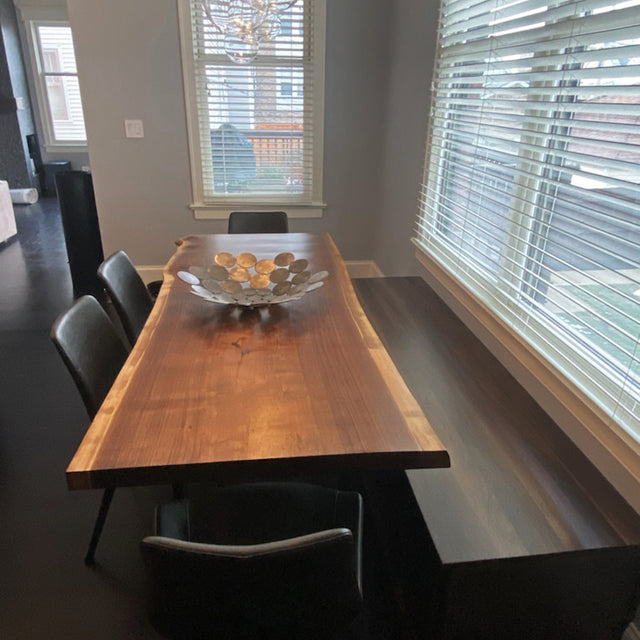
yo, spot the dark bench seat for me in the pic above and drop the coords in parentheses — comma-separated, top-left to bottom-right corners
(353, 277, 640, 640)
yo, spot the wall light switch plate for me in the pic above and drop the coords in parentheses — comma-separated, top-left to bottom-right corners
(15, 97, 25, 110)
(124, 119, 144, 138)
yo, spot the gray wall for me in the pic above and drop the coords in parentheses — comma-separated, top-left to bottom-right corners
(11, 0, 439, 273)
(372, 0, 439, 276)
(0, 0, 35, 188)
(65, 0, 393, 268)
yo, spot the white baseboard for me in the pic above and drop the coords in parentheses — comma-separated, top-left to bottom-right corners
(137, 266, 164, 284)
(345, 260, 384, 278)
(138, 260, 384, 284)
(624, 622, 640, 640)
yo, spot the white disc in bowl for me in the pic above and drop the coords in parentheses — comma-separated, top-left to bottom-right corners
(306, 281, 324, 293)
(308, 270, 328, 284)
(178, 270, 200, 285)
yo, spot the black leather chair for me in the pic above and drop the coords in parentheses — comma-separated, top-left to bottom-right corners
(50, 295, 130, 565)
(228, 211, 289, 234)
(141, 482, 363, 639)
(98, 250, 154, 347)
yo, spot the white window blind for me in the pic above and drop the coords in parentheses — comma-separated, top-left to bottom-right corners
(417, 0, 640, 443)
(184, 0, 321, 205)
(33, 23, 86, 144)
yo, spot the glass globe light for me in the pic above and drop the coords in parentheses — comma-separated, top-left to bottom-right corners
(269, 1, 299, 13)
(202, 0, 232, 32)
(203, 0, 299, 63)
(257, 13, 281, 41)
(224, 33, 260, 63)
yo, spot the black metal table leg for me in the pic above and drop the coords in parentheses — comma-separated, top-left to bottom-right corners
(84, 487, 115, 566)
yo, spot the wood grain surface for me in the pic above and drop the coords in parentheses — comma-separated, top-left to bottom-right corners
(66, 234, 449, 490)
(353, 277, 640, 563)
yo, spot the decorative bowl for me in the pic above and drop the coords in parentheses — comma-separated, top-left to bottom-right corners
(177, 251, 328, 306)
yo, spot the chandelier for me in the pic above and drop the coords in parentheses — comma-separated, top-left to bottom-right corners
(202, 0, 300, 64)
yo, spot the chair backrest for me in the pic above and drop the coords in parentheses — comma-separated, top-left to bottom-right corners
(141, 483, 363, 639)
(228, 211, 289, 234)
(141, 529, 361, 639)
(98, 250, 153, 347)
(50, 295, 129, 420)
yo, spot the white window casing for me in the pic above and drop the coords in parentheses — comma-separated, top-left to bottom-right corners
(178, 0, 326, 219)
(416, 0, 640, 509)
(21, 11, 87, 150)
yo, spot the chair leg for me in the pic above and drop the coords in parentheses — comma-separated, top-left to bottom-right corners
(84, 487, 115, 566)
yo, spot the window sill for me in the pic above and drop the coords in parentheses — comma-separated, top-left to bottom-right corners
(412, 240, 640, 514)
(43, 143, 88, 153)
(189, 202, 326, 220)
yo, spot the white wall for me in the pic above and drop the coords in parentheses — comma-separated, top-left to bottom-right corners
(65, 0, 392, 268)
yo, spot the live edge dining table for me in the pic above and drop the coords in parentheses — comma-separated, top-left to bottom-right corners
(66, 233, 450, 491)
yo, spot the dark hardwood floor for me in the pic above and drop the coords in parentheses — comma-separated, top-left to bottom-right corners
(0, 199, 399, 639)
(0, 197, 171, 638)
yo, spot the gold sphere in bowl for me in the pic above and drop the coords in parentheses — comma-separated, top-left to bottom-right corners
(229, 266, 250, 282)
(237, 252, 257, 268)
(250, 273, 271, 289)
(215, 252, 236, 268)
(255, 259, 276, 274)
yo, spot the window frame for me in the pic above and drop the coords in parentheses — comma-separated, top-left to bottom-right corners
(23, 16, 87, 151)
(177, 0, 327, 220)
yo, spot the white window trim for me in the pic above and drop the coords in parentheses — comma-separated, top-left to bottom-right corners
(413, 244, 640, 514)
(189, 202, 326, 220)
(20, 8, 87, 151)
(177, 0, 326, 219)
